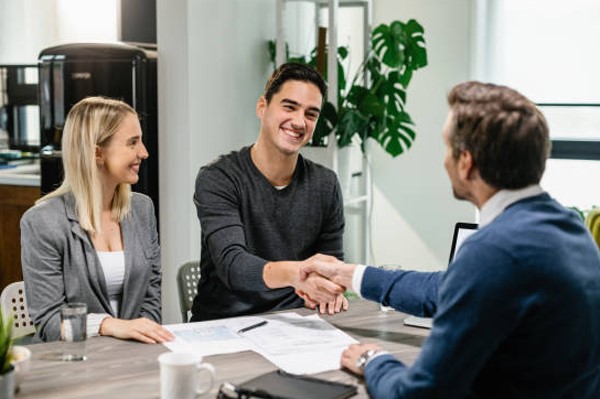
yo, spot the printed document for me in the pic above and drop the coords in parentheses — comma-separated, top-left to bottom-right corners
(163, 312, 357, 374)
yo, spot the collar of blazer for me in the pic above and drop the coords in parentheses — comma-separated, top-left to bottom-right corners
(62, 193, 113, 314)
(63, 193, 92, 244)
(62, 192, 146, 319)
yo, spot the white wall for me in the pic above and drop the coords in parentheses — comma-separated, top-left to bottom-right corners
(157, 0, 275, 323)
(156, 0, 191, 325)
(0, 0, 56, 63)
(54, 0, 118, 43)
(0, 0, 118, 64)
(369, 0, 476, 270)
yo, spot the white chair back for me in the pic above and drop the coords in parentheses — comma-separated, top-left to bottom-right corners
(0, 281, 36, 338)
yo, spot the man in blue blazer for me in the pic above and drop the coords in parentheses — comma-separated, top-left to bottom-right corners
(303, 81, 600, 399)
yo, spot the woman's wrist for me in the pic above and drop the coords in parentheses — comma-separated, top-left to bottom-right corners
(99, 316, 114, 336)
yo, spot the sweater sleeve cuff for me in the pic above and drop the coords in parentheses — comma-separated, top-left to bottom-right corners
(87, 313, 111, 337)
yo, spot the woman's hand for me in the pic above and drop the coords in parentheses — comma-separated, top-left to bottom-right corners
(99, 317, 175, 344)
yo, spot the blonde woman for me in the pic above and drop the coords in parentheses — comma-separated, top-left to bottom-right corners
(21, 97, 173, 344)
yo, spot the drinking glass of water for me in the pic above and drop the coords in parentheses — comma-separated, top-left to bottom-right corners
(60, 303, 87, 361)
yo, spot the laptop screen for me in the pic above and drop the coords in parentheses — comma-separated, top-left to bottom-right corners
(403, 222, 480, 329)
(448, 222, 478, 264)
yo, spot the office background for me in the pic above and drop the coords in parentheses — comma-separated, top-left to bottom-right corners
(1, 0, 597, 324)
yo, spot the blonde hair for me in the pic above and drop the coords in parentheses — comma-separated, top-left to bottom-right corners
(38, 96, 137, 234)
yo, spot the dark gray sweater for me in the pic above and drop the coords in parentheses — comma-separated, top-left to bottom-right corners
(191, 146, 344, 321)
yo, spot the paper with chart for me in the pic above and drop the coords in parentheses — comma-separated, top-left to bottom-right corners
(163, 315, 260, 356)
(245, 313, 358, 374)
(163, 312, 357, 374)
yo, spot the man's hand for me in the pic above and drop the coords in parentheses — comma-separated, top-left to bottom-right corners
(262, 255, 347, 303)
(293, 270, 344, 303)
(297, 290, 349, 314)
(341, 343, 383, 376)
(99, 317, 175, 344)
(300, 253, 357, 289)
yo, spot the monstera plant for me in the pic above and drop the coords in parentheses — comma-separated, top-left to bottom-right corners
(269, 19, 428, 157)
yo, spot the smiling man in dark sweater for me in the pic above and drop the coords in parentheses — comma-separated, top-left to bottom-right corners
(190, 63, 346, 322)
(304, 82, 600, 398)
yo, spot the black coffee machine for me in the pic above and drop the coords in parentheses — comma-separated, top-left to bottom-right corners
(0, 65, 40, 152)
(38, 42, 158, 220)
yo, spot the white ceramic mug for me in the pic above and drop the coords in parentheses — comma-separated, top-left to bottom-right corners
(158, 352, 216, 399)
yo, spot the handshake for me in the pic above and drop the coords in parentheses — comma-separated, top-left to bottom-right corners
(293, 254, 358, 315)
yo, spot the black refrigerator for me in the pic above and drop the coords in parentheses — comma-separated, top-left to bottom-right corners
(38, 42, 158, 220)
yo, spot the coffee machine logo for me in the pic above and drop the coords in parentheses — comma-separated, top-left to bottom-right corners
(71, 72, 92, 80)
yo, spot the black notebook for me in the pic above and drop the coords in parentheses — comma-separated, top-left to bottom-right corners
(236, 370, 357, 399)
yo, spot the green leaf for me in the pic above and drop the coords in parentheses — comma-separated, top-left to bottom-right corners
(338, 46, 349, 59)
(366, 56, 382, 79)
(306, 46, 348, 104)
(380, 73, 407, 116)
(289, 56, 306, 64)
(346, 86, 369, 108)
(568, 206, 585, 221)
(372, 23, 406, 68)
(311, 101, 338, 147)
(337, 109, 369, 147)
(405, 19, 425, 35)
(377, 112, 417, 157)
(359, 93, 385, 120)
(404, 19, 428, 70)
(399, 68, 413, 87)
(267, 40, 276, 68)
(337, 62, 347, 105)
(0, 310, 13, 374)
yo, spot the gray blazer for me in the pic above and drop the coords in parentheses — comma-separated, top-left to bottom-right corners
(20, 192, 162, 342)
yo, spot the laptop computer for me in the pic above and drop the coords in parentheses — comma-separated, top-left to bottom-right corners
(403, 222, 478, 329)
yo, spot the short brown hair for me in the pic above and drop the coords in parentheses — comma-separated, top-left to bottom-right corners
(264, 63, 327, 104)
(447, 81, 551, 189)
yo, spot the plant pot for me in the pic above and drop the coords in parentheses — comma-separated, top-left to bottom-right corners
(0, 365, 15, 399)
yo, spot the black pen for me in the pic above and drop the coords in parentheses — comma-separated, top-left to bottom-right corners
(237, 320, 268, 334)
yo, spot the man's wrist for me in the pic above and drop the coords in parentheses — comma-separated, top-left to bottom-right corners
(351, 264, 367, 296)
(355, 348, 388, 372)
(355, 349, 378, 371)
(263, 261, 299, 289)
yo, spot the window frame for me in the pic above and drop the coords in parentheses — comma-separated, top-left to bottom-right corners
(536, 103, 600, 161)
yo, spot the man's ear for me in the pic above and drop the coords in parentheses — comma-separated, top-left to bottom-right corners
(256, 96, 267, 119)
(458, 150, 475, 181)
